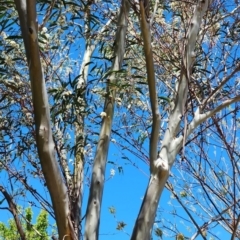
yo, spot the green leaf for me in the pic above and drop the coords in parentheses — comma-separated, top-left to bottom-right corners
(176, 233, 185, 240)
(6, 35, 22, 39)
(118, 166, 123, 174)
(180, 191, 187, 198)
(116, 221, 126, 230)
(108, 206, 116, 214)
(135, 87, 143, 95)
(158, 96, 170, 103)
(154, 228, 163, 238)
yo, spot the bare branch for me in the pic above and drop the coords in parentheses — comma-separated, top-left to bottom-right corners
(139, 0, 160, 171)
(202, 61, 240, 109)
(231, 214, 240, 240)
(167, 183, 207, 240)
(150, 0, 159, 26)
(77, 14, 116, 87)
(38, 0, 56, 32)
(190, 200, 240, 240)
(14, 0, 30, 61)
(173, 95, 240, 155)
(192, 95, 240, 133)
(0, 186, 26, 240)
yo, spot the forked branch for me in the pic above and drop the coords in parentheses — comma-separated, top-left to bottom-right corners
(139, 0, 160, 172)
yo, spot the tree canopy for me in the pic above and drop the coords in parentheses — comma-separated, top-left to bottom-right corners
(0, 0, 239, 239)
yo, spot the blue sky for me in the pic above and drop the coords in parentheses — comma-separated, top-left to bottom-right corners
(93, 145, 233, 240)
(0, 1, 239, 240)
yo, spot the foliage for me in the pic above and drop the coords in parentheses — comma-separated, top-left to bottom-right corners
(0, 208, 49, 240)
(0, 0, 239, 239)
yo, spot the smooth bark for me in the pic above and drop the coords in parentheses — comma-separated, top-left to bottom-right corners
(138, 0, 160, 172)
(15, 1, 74, 239)
(72, 6, 116, 238)
(84, 1, 130, 239)
(131, 1, 212, 239)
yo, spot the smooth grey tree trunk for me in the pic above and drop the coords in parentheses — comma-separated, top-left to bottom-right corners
(14, 1, 74, 239)
(84, 1, 130, 239)
(131, 1, 213, 239)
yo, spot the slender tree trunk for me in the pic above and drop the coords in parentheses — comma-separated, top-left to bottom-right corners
(131, 1, 212, 239)
(14, 1, 74, 239)
(84, 1, 130, 239)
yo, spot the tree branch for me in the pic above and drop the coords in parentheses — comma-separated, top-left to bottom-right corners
(14, 0, 30, 61)
(139, 0, 160, 172)
(167, 183, 207, 240)
(132, 1, 212, 239)
(190, 199, 240, 240)
(0, 186, 26, 240)
(173, 95, 240, 155)
(202, 61, 240, 109)
(38, 0, 56, 32)
(190, 95, 240, 134)
(231, 214, 240, 240)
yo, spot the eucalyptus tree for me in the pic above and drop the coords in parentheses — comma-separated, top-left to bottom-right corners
(119, 1, 240, 239)
(0, 0, 239, 240)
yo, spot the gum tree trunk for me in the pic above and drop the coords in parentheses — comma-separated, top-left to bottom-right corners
(14, 1, 74, 239)
(131, 1, 212, 239)
(84, 1, 130, 239)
